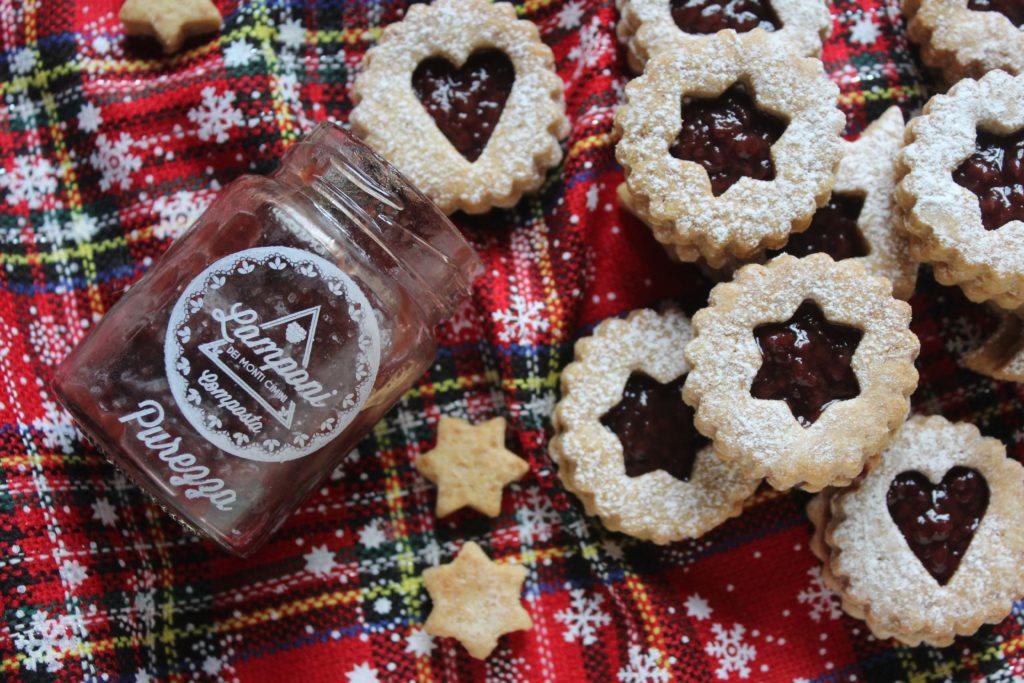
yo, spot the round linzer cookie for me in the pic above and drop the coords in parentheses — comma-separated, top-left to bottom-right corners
(772, 106, 918, 300)
(551, 308, 759, 544)
(904, 0, 1024, 83)
(896, 70, 1024, 310)
(616, 0, 831, 72)
(350, 0, 569, 215)
(822, 415, 1024, 647)
(683, 254, 920, 491)
(615, 29, 844, 270)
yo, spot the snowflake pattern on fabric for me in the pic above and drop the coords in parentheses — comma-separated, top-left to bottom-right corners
(849, 14, 881, 45)
(617, 646, 670, 683)
(555, 588, 611, 645)
(1, 155, 58, 208)
(797, 566, 843, 623)
(684, 594, 712, 621)
(568, 16, 612, 78)
(492, 293, 550, 344)
(516, 485, 560, 544)
(13, 611, 85, 673)
(346, 662, 380, 683)
(90, 133, 141, 191)
(705, 623, 756, 680)
(187, 87, 244, 143)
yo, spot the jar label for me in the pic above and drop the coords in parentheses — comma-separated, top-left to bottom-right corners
(165, 246, 381, 462)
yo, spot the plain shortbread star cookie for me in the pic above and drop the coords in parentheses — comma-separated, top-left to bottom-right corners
(415, 416, 530, 517)
(422, 541, 533, 659)
(119, 0, 222, 54)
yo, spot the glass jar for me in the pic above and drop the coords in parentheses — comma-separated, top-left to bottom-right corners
(53, 123, 482, 556)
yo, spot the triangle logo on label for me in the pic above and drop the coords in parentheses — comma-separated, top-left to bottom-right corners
(198, 306, 322, 430)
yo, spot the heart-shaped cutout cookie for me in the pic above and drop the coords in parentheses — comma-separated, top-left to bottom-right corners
(411, 49, 515, 162)
(886, 466, 989, 585)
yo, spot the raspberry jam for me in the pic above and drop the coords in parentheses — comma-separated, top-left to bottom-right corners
(53, 124, 482, 556)
(967, 0, 1024, 27)
(671, 85, 786, 196)
(886, 467, 989, 585)
(670, 0, 781, 34)
(775, 193, 870, 261)
(952, 128, 1024, 231)
(599, 373, 708, 482)
(412, 49, 515, 162)
(751, 300, 862, 427)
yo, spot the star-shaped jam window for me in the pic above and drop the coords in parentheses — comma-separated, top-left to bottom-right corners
(952, 128, 1024, 231)
(422, 541, 533, 659)
(750, 300, 863, 427)
(600, 372, 708, 482)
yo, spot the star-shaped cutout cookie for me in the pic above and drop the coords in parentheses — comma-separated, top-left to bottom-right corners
(751, 300, 863, 427)
(422, 541, 532, 659)
(120, 0, 222, 54)
(415, 416, 529, 517)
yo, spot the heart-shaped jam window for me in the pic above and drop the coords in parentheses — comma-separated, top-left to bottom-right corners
(886, 467, 990, 586)
(411, 49, 515, 162)
(600, 372, 709, 482)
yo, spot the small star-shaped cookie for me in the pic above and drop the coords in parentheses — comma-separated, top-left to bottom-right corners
(415, 416, 529, 517)
(422, 541, 532, 659)
(120, 0, 223, 54)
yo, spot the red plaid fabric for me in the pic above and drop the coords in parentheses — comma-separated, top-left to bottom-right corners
(1, 0, 1023, 681)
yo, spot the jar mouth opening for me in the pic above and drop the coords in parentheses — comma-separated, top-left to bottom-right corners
(296, 122, 483, 320)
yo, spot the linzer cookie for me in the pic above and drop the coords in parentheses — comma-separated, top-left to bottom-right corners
(820, 415, 1024, 647)
(772, 106, 917, 300)
(616, 0, 831, 72)
(350, 0, 569, 215)
(551, 308, 759, 544)
(897, 70, 1024, 310)
(963, 312, 1024, 382)
(683, 254, 919, 491)
(904, 0, 1024, 83)
(615, 29, 844, 269)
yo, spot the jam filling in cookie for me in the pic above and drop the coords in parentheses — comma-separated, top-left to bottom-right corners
(886, 467, 990, 585)
(412, 48, 515, 162)
(670, 0, 781, 34)
(774, 193, 870, 261)
(600, 372, 708, 482)
(952, 128, 1024, 231)
(751, 300, 862, 427)
(966, 0, 1024, 27)
(671, 84, 786, 196)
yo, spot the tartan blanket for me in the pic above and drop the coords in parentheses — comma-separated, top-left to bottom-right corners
(1, 0, 1022, 681)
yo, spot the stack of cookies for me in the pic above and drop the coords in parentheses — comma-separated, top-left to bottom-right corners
(553, 0, 1024, 649)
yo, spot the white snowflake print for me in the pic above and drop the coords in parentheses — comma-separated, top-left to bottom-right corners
(90, 132, 141, 191)
(59, 559, 88, 590)
(10, 94, 40, 123)
(797, 566, 843, 623)
(34, 398, 78, 452)
(78, 102, 103, 133)
(705, 623, 756, 680)
(568, 17, 613, 79)
(555, 588, 611, 646)
(277, 18, 306, 49)
(1, 155, 57, 209)
(303, 544, 336, 576)
(358, 519, 388, 549)
(91, 35, 112, 55)
(223, 39, 257, 68)
(135, 669, 153, 683)
(493, 293, 550, 344)
(405, 628, 434, 657)
(69, 214, 99, 242)
(12, 46, 37, 75)
(519, 391, 555, 422)
(586, 184, 600, 211)
(134, 591, 157, 631)
(517, 486, 560, 544)
(152, 189, 209, 239)
(13, 610, 85, 673)
(849, 14, 880, 45)
(684, 593, 712, 621)
(91, 497, 118, 526)
(618, 645, 670, 683)
(347, 662, 380, 683)
(201, 656, 223, 675)
(373, 597, 392, 614)
(556, 0, 586, 29)
(188, 87, 244, 143)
